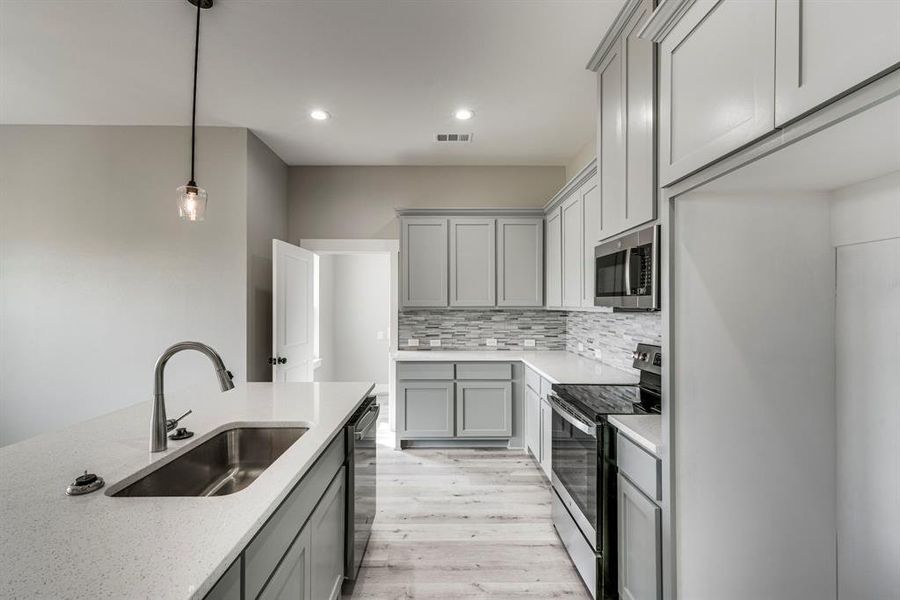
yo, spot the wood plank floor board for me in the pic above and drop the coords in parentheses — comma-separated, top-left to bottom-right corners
(345, 411, 591, 600)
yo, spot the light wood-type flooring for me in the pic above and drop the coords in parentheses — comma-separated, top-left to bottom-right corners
(344, 407, 591, 599)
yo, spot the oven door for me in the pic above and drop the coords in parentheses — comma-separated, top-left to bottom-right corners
(550, 395, 599, 548)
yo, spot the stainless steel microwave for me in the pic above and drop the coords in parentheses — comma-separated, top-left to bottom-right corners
(594, 223, 659, 310)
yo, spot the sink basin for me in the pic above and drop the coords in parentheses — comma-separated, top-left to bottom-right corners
(111, 426, 308, 497)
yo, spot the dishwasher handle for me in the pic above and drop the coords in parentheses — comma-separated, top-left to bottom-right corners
(354, 403, 380, 440)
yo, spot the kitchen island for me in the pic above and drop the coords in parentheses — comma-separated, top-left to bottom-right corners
(0, 381, 373, 599)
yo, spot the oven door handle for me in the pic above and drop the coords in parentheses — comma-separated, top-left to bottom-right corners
(355, 403, 380, 440)
(624, 246, 632, 296)
(549, 395, 596, 436)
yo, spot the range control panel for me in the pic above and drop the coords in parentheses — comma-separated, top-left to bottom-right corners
(632, 343, 662, 374)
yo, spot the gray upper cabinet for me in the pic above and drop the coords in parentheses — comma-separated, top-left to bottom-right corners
(449, 217, 496, 307)
(309, 468, 346, 600)
(545, 206, 563, 309)
(561, 192, 583, 309)
(398, 381, 455, 438)
(455, 381, 512, 438)
(618, 474, 662, 600)
(774, 0, 900, 126)
(580, 175, 600, 308)
(401, 217, 448, 307)
(658, 0, 776, 185)
(590, 0, 656, 241)
(497, 217, 544, 307)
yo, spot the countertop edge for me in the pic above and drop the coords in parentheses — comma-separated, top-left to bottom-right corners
(608, 415, 661, 456)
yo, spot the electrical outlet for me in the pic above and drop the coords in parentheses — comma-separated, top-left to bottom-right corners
(523, 339, 536, 348)
(376, 331, 385, 340)
(577, 342, 585, 352)
(594, 349, 603, 360)
(485, 338, 498, 347)
(430, 339, 442, 347)
(407, 338, 419, 347)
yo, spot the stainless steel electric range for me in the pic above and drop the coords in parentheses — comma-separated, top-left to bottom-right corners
(549, 343, 661, 599)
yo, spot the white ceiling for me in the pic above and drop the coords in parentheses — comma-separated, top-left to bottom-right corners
(0, 0, 621, 166)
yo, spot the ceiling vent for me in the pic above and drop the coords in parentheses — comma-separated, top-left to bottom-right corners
(434, 133, 472, 143)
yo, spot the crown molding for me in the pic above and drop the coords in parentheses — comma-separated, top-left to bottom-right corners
(638, 0, 697, 42)
(396, 207, 545, 217)
(543, 158, 598, 212)
(586, 0, 647, 71)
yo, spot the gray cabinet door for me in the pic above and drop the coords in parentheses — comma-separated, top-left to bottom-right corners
(398, 381, 455, 438)
(618, 474, 662, 600)
(497, 217, 544, 307)
(597, 39, 626, 240)
(545, 206, 562, 308)
(659, 0, 775, 185)
(561, 192, 583, 309)
(455, 381, 512, 438)
(258, 528, 311, 600)
(205, 558, 242, 600)
(449, 217, 496, 307)
(775, 0, 900, 126)
(524, 384, 541, 460)
(539, 399, 552, 478)
(622, 0, 655, 232)
(581, 175, 600, 308)
(401, 217, 448, 307)
(310, 468, 346, 600)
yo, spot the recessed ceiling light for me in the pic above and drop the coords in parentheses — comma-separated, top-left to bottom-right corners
(454, 108, 474, 121)
(310, 109, 331, 121)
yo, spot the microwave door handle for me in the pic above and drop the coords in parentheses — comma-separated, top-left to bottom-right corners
(624, 247, 632, 296)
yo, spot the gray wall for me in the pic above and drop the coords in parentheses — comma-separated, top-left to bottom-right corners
(287, 166, 565, 240)
(672, 191, 836, 600)
(246, 132, 288, 382)
(0, 125, 250, 446)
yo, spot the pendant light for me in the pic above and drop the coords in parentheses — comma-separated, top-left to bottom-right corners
(177, 0, 213, 222)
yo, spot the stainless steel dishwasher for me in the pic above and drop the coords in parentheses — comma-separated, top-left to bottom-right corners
(344, 396, 379, 581)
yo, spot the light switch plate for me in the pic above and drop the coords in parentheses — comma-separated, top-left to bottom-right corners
(594, 349, 602, 360)
(485, 338, 498, 347)
(407, 338, 419, 347)
(578, 342, 584, 352)
(429, 339, 441, 347)
(523, 339, 536, 348)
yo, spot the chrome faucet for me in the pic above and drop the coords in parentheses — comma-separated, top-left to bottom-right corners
(151, 341, 235, 452)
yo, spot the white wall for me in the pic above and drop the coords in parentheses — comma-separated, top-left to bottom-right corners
(831, 171, 900, 599)
(330, 254, 390, 384)
(672, 191, 836, 600)
(287, 165, 565, 240)
(0, 125, 252, 446)
(313, 254, 336, 383)
(246, 132, 288, 382)
(565, 137, 596, 181)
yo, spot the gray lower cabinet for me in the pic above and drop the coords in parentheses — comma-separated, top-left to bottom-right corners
(524, 384, 541, 460)
(397, 381, 455, 438)
(258, 527, 311, 600)
(455, 381, 512, 437)
(539, 398, 552, 478)
(310, 467, 346, 600)
(205, 558, 242, 600)
(618, 473, 662, 600)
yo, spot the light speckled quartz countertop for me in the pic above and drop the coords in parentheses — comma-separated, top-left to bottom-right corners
(392, 350, 638, 385)
(608, 415, 662, 456)
(0, 381, 373, 600)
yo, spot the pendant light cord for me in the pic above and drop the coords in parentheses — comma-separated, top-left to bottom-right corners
(189, 0, 201, 184)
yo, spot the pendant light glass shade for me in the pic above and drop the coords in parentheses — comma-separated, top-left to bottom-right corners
(177, 183, 207, 221)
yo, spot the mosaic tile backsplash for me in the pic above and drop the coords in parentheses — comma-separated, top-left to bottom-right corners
(398, 309, 567, 350)
(565, 311, 662, 372)
(398, 308, 662, 371)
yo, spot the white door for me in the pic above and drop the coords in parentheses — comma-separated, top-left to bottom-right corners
(273, 239, 317, 382)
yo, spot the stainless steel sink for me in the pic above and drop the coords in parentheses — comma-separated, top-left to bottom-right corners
(111, 426, 308, 497)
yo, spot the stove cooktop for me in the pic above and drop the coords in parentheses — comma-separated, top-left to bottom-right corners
(551, 383, 660, 422)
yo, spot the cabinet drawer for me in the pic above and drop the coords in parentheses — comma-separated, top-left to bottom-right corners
(525, 367, 541, 392)
(397, 362, 454, 380)
(455, 362, 512, 380)
(244, 430, 346, 599)
(617, 432, 661, 502)
(540, 377, 553, 399)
